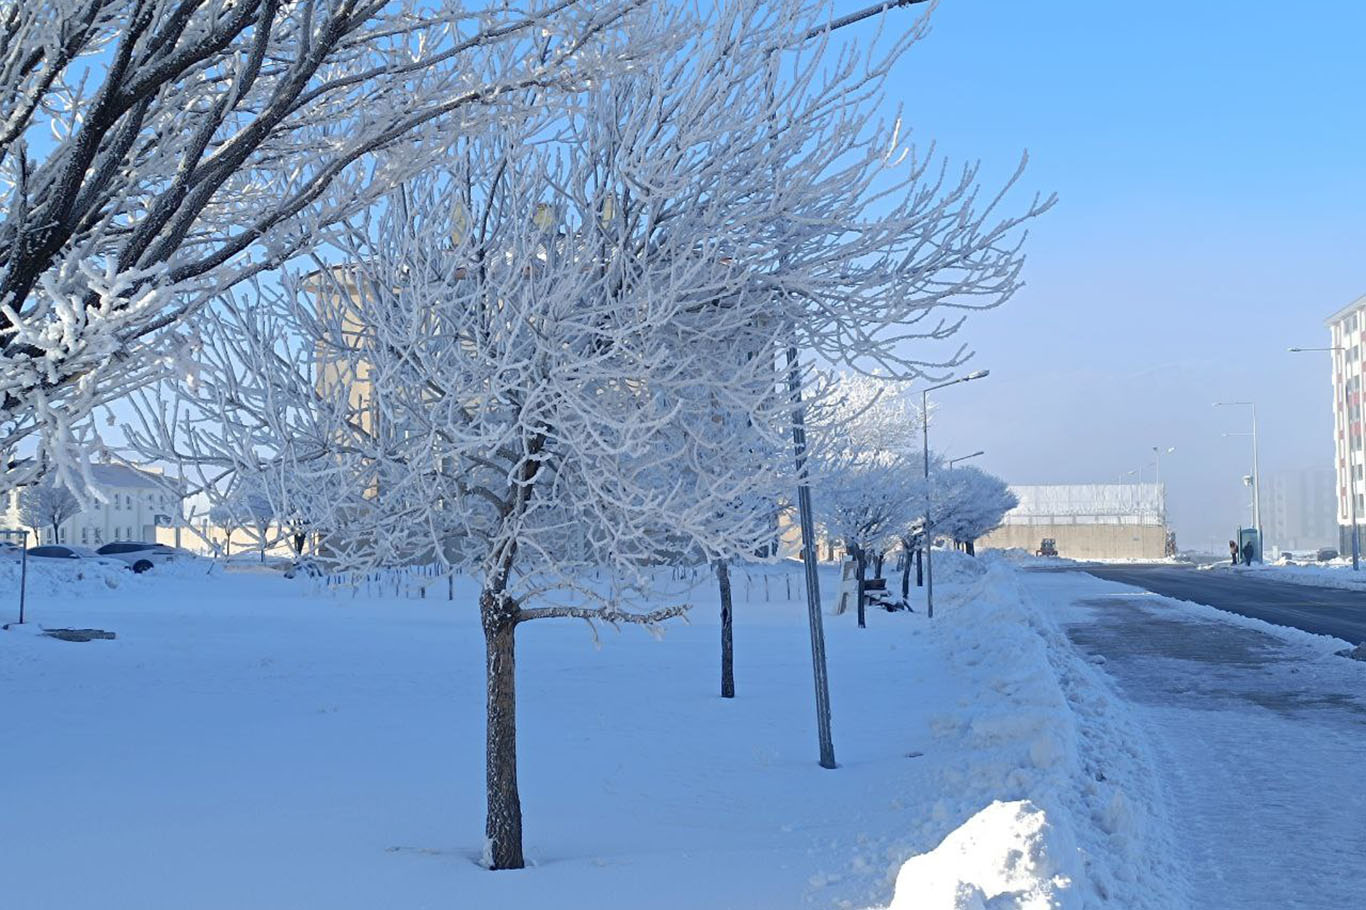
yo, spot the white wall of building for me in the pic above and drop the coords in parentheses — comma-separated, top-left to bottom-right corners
(0, 464, 183, 547)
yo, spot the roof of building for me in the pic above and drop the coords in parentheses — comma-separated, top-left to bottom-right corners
(1324, 293, 1366, 328)
(1002, 483, 1165, 521)
(85, 463, 173, 491)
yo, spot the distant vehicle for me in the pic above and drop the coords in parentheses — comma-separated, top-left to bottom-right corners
(27, 545, 127, 570)
(0, 541, 22, 559)
(95, 541, 183, 573)
(1316, 548, 1340, 562)
(1036, 538, 1058, 557)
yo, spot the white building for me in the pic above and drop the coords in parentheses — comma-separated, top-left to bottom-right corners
(978, 483, 1169, 559)
(1324, 295, 1366, 555)
(1, 463, 183, 547)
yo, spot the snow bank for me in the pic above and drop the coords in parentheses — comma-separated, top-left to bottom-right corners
(1200, 561, 1366, 592)
(0, 555, 140, 598)
(889, 800, 1078, 910)
(877, 554, 1182, 909)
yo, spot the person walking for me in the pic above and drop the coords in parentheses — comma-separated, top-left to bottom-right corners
(1241, 539, 1255, 566)
(1229, 540, 1239, 565)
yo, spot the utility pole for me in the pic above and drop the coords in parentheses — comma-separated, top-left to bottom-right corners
(1215, 401, 1263, 560)
(922, 371, 989, 619)
(773, 0, 929, 772)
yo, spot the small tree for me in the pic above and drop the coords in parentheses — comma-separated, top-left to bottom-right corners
(18, 482, 82, 545)
(129, 0, 1050, 870)
(933, 466, 1017, 555)
(211, 491, 275, 562)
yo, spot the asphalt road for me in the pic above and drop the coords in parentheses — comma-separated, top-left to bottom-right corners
(1072, 564, 1366, 645)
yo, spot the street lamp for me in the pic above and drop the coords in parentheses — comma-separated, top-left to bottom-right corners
(1289, 346, 1361, 570)
(1152, 446, 1175, 488)
(923, 369, 990, 619)
(948, 450, 985, 468)
(1213, 401, 1262, 555)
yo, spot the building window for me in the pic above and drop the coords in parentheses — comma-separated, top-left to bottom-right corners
(81, 527, 88, 544)
(93, 529, 103, 544)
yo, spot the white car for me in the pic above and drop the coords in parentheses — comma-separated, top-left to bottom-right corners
(26, 544, 130, 571)
(94, 541, 187, 573)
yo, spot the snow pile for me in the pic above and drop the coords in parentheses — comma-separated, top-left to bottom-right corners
(0, 555, 140, 597)
(888, 800, 1078, 910)
(930, 547, 990, 583)
(885, 554, 1182, 909)
(1201, 561, 1366, 592)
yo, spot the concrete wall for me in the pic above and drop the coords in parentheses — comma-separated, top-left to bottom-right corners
(979, 522, 1168, 560)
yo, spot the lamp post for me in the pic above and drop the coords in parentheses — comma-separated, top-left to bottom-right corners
(1289, 346, 1361, 570)
(1152, 446, 1174, 525)
(1214, 401, 1261, 553)
(923, 370, 989, 619)
(1152, 446, 1174, 488)
(948, 450, 985, 468)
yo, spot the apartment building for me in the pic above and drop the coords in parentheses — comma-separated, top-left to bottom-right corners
(1325, 295, 1366, 555)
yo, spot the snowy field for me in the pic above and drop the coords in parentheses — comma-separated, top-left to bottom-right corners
(0, 552, 1183, 910)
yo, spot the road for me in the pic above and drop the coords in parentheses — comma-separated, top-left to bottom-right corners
(1072, 563, 1366, 645)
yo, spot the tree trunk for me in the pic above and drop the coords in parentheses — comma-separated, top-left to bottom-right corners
(716, 560, 734, 698)
(901, 539, 913, 600)
(965, 539, 976, 557)
(482, 589, 524, 870)
(873, 550, 885, 579)
(916, 546, 923, 587)
(853, 545, 867, 629)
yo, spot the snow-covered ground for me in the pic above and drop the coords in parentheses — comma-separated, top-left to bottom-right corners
(1198, 560, 1366, 592)
(1027, 569, 1366, 909)
(0, 551, 1194, 909)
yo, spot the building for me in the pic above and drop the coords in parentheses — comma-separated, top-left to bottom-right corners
(978, 483, 1168, 560)
(0, 463, 183, 547)
(1263, 467, 1337, 554)
(1324, 295, 1366, 556)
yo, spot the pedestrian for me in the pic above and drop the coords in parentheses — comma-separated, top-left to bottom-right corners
(1241, 539, 1255, 566)
(1229, 540, 1239, 565)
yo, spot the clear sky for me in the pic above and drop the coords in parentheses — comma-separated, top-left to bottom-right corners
(847, 0, 1366, 550)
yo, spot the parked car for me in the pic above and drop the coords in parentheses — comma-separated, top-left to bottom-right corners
(26, 544, 129, 570)
(95, 541, 184, 573)
(1316, 548, 1340, 562)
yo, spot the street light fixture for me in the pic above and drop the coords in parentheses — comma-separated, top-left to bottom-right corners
(923, 370, 990, 619)
(1213, 401, 1262, 557)
(1289, 346, 1360, 570)
(948, 450, 985, 468)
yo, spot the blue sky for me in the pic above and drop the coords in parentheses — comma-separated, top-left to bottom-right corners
(846, 0, 1366, 549)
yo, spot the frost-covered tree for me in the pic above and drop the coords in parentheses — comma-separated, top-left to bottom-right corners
(931, 465, 1016, 555)
(0, 0, 641, 495)
(209, 488, 275, 562)
(128, 0, 1050, 870)
(18, 480, 82, 544)
(810, 373, 925, 625)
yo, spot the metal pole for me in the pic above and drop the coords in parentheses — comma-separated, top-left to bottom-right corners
(922, 389, 934, 619)
(786, 346, 835, 770)
(1339, 349, 1361, 569)
(1250, 403, 1262, 544)
(18, 533, 27, 624)
(802, 0, 931, 42)
(1353, 345, 1366, 570)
